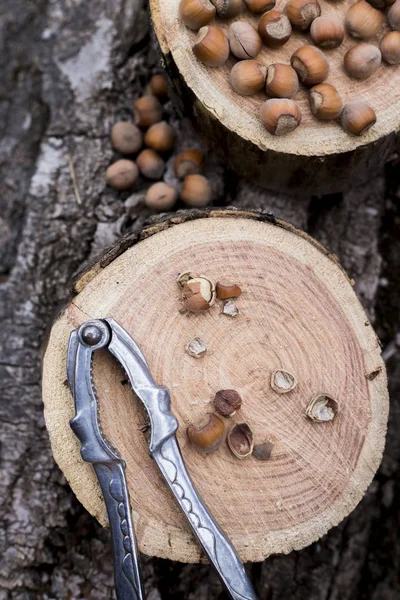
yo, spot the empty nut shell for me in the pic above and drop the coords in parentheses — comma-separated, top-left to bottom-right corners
(230, 60, 267, 95)
(111, 122, 143, 154)
(144, 121, 175, 153)
(181, 174, 212, 207)
(310, 83, 343, 120)
(136, 149, 165, 179)
(211, 0, 243, 18)
(305, 394, 338, 422)
(341, 101, 376, 135)
(244, 0, 276, 11)
(271, 369, 297, 393)
(174, 149, 205, 178)
(182, 276, 216, 311)
(258, 11, 292, 47)
(227, 422, 254, 458)
(187, 413, 225, 453)
(145, 182, 177, 211)
(310, 15, 345, 49)
(216, 280, 242, 299)
(343, 43, 381, 80)
(345, 1, 383, 39)
(214, 389, 243, 417)
(285, 0, 321, 31)
(106, 160, 139, 190)
(193, 25, 230, 66)
(260, 98, 302, 135)
(380, 31, 400, 64)
(133, 96, 163, 128)
(291, 45, 329, 85)
(179, 0, 216, 29)
(265, 63, 299, 98)
(388, 0, 400, 30)
(228, 22, 263, 59)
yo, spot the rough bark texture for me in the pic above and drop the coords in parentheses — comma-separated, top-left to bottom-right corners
(0, 1, 399, 599)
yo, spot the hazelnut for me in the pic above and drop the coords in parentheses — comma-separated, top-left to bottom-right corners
(380, 31, 400, 64)
(265, 63, 299, 98)
(258, 11, 292, 47)
(193, 25, 230, 66)
(105, 160, 139, 190)
(216, 280, 242, 299)
(182, 276, 216, 311)
(230, 60, 267, 95)
(187, 413, 225, 453)
(214, 389, 243, 417)
(260, 98, 302, 135)
(310, 16, 345, 49)
(284, 0, 321, 31)
(145, 182, 177, 211)
(388, 0, 400, 30)
(253, 440, 274, 461)
(111, 122, 143, 154)
(309, 83, 343, 120)
(227, 422, 254, 458)
(144, 121, 175, 152)
(291, 45, 329, 86)
(228, 22, 263, 59)
(341, 101, 376, 135)
(179, 0, 216, 30)
(244, 0, 275, 11)
(181, 174, 212, 207)
(343, 43, 381, 80)
(211, 0, 243, 18)
(133, 96, 163, 128)
(345, 1, 383, 39)
(149, 73, 168, 99)
(136, 149, 165, 179)
(174, 149, 205, 178)
(366, 0, 395, 8)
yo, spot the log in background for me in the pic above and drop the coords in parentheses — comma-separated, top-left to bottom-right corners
(0, 0, 399, 598)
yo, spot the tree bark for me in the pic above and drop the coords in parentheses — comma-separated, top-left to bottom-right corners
(0, 1, 399, 599)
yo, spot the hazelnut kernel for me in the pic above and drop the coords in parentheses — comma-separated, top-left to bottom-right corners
(136, 149, 165, 180)
(179, 0, 216, 30)
(310, 16, 345, 49)
(227, 422, 254, 458)
(133, 96, 163, 128)
(343, 43, 381, 80)
(216, 280, 242, 299)
(105, 160, 139, 190)
(265, 63, 299, 98)
(144, 121, 175, 153)
(258, 11, 292, 48)
(211, 0, 243, 18)
(193, 25, 230, 67)
(214, 389, 243, 417)
(228, 22, 263, 59)
(230, 60, 267, 95)
(345, 1, 383, 40)
(341, 101, 376, 135)
(181, 174, 212, 207)
(309, 83, 343, 121)
(174, 149, 205, 178)
(380, 31, 400, 64)
(111, 122, 143, 154)
(291, 45, 329, 86)
(244, 0, 276, 12)
(285, 0, 321, 31)
(260, 98, 302, 135)
(145, 182, 177, 211)
(187, 413, 226, 453)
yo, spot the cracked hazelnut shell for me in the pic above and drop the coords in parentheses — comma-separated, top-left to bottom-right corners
(227, 422, 254, 458)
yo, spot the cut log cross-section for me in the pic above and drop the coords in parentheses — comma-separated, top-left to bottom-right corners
(43, 211, 389, 563)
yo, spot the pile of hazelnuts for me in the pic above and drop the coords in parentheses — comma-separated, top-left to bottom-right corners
(180, 0, 400, 136)
(105, 73, 212, 211)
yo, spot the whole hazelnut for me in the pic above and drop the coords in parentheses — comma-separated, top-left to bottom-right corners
(187, 413, 225, 453)
(179, 0, 216, 30)
(341, 101, 376, 135)
(260, 98, 302, 135)
(133, 96, 163, 128)
(214, 389, 243, 417)
(149, 73, 168, 99)
(309, 83, 343, 120)
(380, 31, 400, 64)
(193, 25, 230, 66)
(343, 43, 381, 80)
(284, 0, 321, 31)
(244, 0, 275, 12)
(230, 60, 267, 95)
(182, 276, 216, 311)
(211, 0, 243, 18)
(265, 63, 299, 98)
(227, 422, 254, 459)
(228, 22, 263, 59)
(345, 1, 383, 39)
(388, 0, 400, 30)
(136, 149, 165, 179)
(111, 122, 143, 154)
(181, 174, 212, 207)
(310, 16, 345, 49)
(174, 149, 205, 178)
(145, 182, 178, 211)
(144, 121, 175, 152)
(291, 45, 329, 86)
(105, 160, 139, 190)
(258, 11, 292, 47)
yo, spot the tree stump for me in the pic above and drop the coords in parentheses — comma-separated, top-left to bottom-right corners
(42, 210, 389, 564)
(150, 0, 398, 193)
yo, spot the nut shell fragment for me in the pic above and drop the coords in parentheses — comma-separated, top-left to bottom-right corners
(182, 276, 216, 312)
(271, 369, 297, 393)
(214, 389, 243, 417)
(305, 394, 338, 422)
(227, 422, 254, 458)
(253, 440, 274, 461)
(222, 299, 239, 317)
(186, 337, 207, 358)
(216, 281, 242, 299)
(177, 271, 197, 287)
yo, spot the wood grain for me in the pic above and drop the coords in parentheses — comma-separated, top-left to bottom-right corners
(42, 213, 388, 563)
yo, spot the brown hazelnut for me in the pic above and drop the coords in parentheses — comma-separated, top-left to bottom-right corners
(310, 16, 345, 49)
(174, 149, 205, 178)
(291, 45, 329, 86)
(228, 22, 263, 59)
(253, 440, 274, 461)
(310, 83, 343, 120)
(265, 63, 299, 98)
(343, 43, 381, 80)
(136, 149, 165, 179)
(214, 389, 243, 417)
(105, 160, 139, 190)
(182, 276, 216, 311)
(111, 122, 143, 154)
(388, 0, 400, 30)
(179, 0, 216, 30)
(144, 121, 175, 152)
(133, 96, 163, 128)
(258, 11, 292, 47)
(244, 0, 275, 11)
(211, 0, 243, 18)
(366, 0, 395, 9)
(193, 25, 230, 66)
(341, 101, 376, 135)
(181, 174, 212, 207)
(345, 1, 383, 39)
(260, 98, 302, 135)
(149, 73, 168, 99)
(227, 422, 254, 458)
(284, 0, 321, 31)
(145, 182, 178, 211)
(230, 60, 267, 95)
(380, 31, 400, 64)
(187, 413, 225, 453)
(216, 280, 242, 299)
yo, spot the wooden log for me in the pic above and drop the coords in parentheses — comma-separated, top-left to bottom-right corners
(43, 209, 389, 564)
(149, 0, 399, 193)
